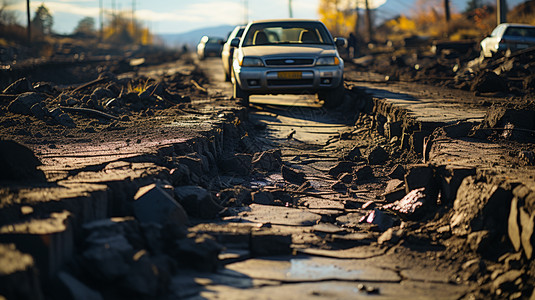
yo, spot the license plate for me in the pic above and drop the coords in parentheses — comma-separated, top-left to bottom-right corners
(278, 71, 302, 79)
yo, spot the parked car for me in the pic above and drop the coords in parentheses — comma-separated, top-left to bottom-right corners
(480, 23, 535, 58)
(230, 19, 346, 107)
(222, 25, 246, 82)
(197, 36, 224, 60)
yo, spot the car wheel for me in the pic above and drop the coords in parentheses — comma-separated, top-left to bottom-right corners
(232, 70, 249, 106)
(318, 82, 344, 108)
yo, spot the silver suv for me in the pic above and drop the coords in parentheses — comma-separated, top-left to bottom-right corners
(230, 19, 346, 107)
(480, 23, 535, 58)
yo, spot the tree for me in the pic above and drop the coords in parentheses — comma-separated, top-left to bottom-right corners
(74, 16, 95, 36)
(32, 4, 53, 35)
(0, 0, 18, 25)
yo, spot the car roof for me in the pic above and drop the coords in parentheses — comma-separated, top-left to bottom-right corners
(500, 23, 535, 28)
(249, 19, 321, 24)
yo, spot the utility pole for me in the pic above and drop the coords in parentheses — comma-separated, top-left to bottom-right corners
(132, 0, 136, 27)
(497, 0, 507, 24)
(365, 0, 373, 43)
(289, 0, 293, 18)
(444, 0, 450, 23)
(243, 0, 248, 24)
(26, 0, 31, 44)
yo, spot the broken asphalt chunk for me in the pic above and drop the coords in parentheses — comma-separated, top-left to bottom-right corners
(8, 92, 46, 115)
(384, 187, 430, 220)
(252, 149, 282, 172)
(174, 185, 222, 219)
(281, 165, 307, 185)
(133, 184, 189, 227)
(366, 145, 389, 165)
(0, 140, 47, 182)
(328, 161, 356, 178)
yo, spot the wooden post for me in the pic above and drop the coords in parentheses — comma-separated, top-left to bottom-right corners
(365, 0, 373, 42)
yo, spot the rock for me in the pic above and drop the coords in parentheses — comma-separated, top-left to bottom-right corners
(0, 243, 43, 300)
(328, 161, 356, 178)
(83, 217, 145, 251)
(451, 176, 513, 236)
(353, 165, 374, 181)
(377, 228, 403, 245)
(471, 70, 508, 93)
(219, 153, 252, 176)
(520, 207, 535, 259)
(119, 251, 159, 297)
(174, 185, 222, 219)
(133, 184, 189, 227)
(492, 270, 523, 294)
(173, 234, 222, 271)
(467, 230, 491, 253)
(388, 164, 406, 180)
(508, 197, 522, 252)
(344, 146, 361, 161)
(2, 77, 33, 94)
(30, 102, 48, 120)
(49, 108, 76, 128)
(383, 187, 406, 203)
(251, 190, 274, 205)
(366, 146, 389, 165)
(139, 83, 163, 100)
(384, 121, 402, 140)
(250, 230, 292, 256)
(331, 180, 347, 191)
(385, 179, 404, 193)
(8, 92, 45, 115)
(91, 87, 114, 101)
(384, 187, 430, 220)
(519, 151, 535, 166)
(338, 173, 353, 184)
(170, 164, 191, 186)
(33, 82, 55, 94)
(56, 271, 103, 300)
(175, 155, 204, 177)
(361, 209, 394, 231)
(81, 234, 132, 282)
(281, 165, 307, 185)
(252, 149, 282, 172)
(0, 140, 47, 182)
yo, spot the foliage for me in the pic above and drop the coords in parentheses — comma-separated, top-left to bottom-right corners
(0, 0, 18, 25)
(74, 17, 96, 36)
(103, 12, 152, 45)
(32, 4, 53, 35)
(318, 0, 357, 37)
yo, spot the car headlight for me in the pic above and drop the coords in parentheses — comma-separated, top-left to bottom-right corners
(239, 57, 264, 67)
(316, 56, 340, 66)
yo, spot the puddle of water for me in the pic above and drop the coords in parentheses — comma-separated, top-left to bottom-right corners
(286, 258, 363, 280)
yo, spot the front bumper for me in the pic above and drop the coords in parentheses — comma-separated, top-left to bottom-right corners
(234, 64, 344, 94)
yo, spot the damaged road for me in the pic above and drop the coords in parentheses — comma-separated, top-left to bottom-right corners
(0, 49, 534, 300)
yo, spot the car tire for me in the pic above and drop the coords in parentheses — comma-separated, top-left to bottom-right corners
(319, 81, 344, 109)
(232, 70, 249, 106)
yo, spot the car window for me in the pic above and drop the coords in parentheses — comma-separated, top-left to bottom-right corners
(504, 27, 535, 38)
(242, 22, 333, 46)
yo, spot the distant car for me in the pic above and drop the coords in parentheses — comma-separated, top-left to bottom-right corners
(222, 25, 245, 82)
(480, 23, 535, 58)
(197, 36, 224, 60)
(230, 19, 346, 107)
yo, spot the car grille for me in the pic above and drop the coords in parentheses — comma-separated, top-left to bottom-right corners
(267, 79, 314, 86)
(265, 58, 314, 66)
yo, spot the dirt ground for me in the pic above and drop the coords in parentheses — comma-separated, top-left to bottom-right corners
(1, 42, 535, 299)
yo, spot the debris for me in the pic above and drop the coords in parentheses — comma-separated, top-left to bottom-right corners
(366, 145, 389, 165)
(353, 165, 374, 181)
(252, 149, 282, 172)
(328, 161, 356, 178)
(174, 185, 222, 219)
(384, 188, 429, 220)
(388, 164, 406, 180)
(0, 140, 47, 182)
(133, 184, 189, 227)
(360, 209, 394, 231)
(8, 92, 45, 115)
(281, 165, 307, 185)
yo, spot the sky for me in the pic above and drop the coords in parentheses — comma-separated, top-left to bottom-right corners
(6, 0, 526, 34)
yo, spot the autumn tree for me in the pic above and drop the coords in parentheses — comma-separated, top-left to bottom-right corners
(32, 4, 53, 35)
(103, 12, 152, 45)
(0, 0, 18, 25)
(318, 0, 357, 37)
(74, 16, 96, 36)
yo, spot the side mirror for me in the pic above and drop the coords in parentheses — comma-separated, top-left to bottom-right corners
(230, 37, 241, 48)
(334, 37, 347, 47)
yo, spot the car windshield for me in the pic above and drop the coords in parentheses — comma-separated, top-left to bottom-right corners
(242, 22, 333, 46)
(504, 26, 535, 38)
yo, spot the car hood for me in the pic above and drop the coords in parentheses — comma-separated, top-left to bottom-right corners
(241, 45, 337, 58)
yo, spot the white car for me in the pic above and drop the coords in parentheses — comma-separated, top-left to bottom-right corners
(480, 23, 535, 58)
(230, 19, 346, 107)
